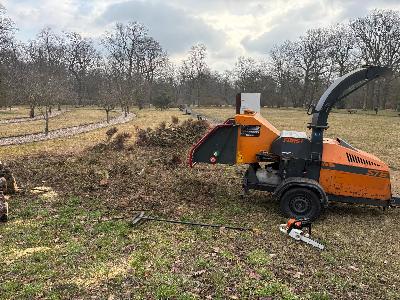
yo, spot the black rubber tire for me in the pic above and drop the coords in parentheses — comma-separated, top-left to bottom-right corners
(280, 187, 322, 220)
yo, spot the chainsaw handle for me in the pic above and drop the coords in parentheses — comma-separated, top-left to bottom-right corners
(286, 218, 312, 235)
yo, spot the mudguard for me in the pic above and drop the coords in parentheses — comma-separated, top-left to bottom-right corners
(274, 177, 328, 207)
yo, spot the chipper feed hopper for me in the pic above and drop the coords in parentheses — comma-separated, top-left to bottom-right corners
(189, 66, 400, 220)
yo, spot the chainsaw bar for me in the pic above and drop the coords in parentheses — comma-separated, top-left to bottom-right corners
(279, 224, 325, 250)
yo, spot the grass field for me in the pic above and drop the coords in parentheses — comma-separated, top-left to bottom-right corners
(0, 107, 31, 120)
(0, 108, 189, 159)
(0, 108, 119, 138)
(1, 107, 400, 299)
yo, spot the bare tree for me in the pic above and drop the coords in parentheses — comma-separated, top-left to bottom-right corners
(233, 57, 277, 106)
(328, 24, 357, 77)
(182, 44, 208, 106)
(0, 5, 15, 62)
(96, 65, 118, 123)
(234, 56, 260, 92)
(0, 5, 17, 109)
(65, 32, 100, 106)
(103, 22, 165, 110)
(219, 70, 235, 105)
(179, 58, 196, 105)
(270, 41, 303, 107)
(140, 36, 167, 104)
(293, 28, 331, 106)
(21, 28, 70, 133)
(351, 10, 400, 109)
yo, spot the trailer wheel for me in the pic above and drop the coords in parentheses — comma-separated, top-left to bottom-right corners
(280, 187, 321, 220)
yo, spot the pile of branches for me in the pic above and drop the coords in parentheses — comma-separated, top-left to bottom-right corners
(136, 118, 209, 148)
(92, 127, 132, 151)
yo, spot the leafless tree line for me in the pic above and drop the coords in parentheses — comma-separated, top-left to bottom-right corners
(1, 5, 400, 121)
(269, 9, 400, 110)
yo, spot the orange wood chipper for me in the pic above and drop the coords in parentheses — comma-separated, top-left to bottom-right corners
(188, 66, 400, 220)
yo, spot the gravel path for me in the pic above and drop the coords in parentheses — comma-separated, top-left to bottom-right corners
(0, 109, 66, 124)
(0, 113, 135, 146)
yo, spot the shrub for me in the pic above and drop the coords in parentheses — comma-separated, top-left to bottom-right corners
(110, 132, 132, 150)
(171, 115, 179, 124)
(153, 92, 172, 110)
(106, 127, 118, 141)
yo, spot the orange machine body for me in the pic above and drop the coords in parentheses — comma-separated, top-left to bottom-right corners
(234, 111, 280, 164)
(189, 67, 397, 219)
(319, 138, 391, 201)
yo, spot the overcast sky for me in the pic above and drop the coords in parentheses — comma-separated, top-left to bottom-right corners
(3, 0, 400, 71)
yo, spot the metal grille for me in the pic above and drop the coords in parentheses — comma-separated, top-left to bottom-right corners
(346, 152, 380, 167)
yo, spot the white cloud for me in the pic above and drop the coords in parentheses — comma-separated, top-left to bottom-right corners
(3, 0, 400, 71)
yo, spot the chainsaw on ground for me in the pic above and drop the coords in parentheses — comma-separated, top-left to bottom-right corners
(279, 218, 325, 250)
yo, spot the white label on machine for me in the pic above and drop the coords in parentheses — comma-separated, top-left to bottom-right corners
(240, 93, 260, 114)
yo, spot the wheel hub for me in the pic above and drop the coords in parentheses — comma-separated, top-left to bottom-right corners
(290, 195, 310, 214)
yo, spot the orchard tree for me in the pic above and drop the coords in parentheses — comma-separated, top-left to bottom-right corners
(293, 28, 331, 106)
(0, 5, 17, 109)
(270, 41, 301, 107)
(327, 24, 357, 77)
(103, 22, 146, 109)
(139, 36, 167, 103)
(351, 10, 400, 109)
(182, 44, 209, 106)
(103, 22, 165, 109)
(24, 27, 67, 118)
(95, 64, 119, 123)
(234, 56, 261, 92)
(65, 31, 99, 106)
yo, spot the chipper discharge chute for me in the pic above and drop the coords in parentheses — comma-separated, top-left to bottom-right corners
(189, 65, 400, 220)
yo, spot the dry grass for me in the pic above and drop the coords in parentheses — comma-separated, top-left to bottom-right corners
(0, 108, 119, 138)
(0, 108, 190, 159)
(1, 107, 400, 299)
(0, 106, 31, 120)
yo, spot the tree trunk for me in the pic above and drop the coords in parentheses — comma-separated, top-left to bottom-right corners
(44, 107, 49, 135)
(124, 106, 128, 117)
(370, 82, 377, 111)
(49, 106, 52, 115)
(197, 88, 200, 107)
(302, 71, 310, 106)
(380, 80, 390, 110)
(106, 109, 110, 123)
(363, 85, 370, 110)
(58, 104, 61, 111)
(197, 84, 201, 107)
(29, 105, 35, 118)
(148, 82, 153, 106)
(137, 97, 144, 109)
